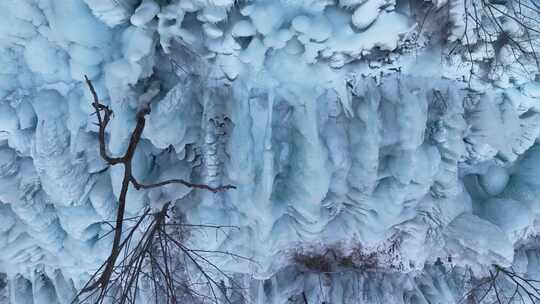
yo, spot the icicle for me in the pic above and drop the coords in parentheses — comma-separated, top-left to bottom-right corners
(32, 270, 59, 304)
(12, 274, 33, 304)
(333, 77, 354, 118)
(256, 280, 265, 304)
(260, 88, 275, 207)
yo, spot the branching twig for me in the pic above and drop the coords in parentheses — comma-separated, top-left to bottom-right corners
(75, 76, 239, 303)
(463, 264, 540, 304)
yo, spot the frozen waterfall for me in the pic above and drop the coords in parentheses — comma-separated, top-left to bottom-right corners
(1, 0, 540, 303)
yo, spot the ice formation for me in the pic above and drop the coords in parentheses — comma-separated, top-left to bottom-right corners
(1, 0, 540, 303)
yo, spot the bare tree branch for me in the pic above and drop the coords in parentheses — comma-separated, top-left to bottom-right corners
(75, 76, 240, 303)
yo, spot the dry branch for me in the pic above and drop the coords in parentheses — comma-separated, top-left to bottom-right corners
(74, 76, 239, 304)
(462, 264, 540, 304)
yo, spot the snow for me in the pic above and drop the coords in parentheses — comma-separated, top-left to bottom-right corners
(480, 198, 533, 241)
(49, 0, 112, 48)
(68, 44, 103, 66)
(351, 0, 384, 30)
(24, 36, 69, 81)
(1, 0, 540, 302)
(83, 0, 138, 28)
(202, 23, 223, 39)
(232, 20, 257, 37)
(478, 165, 509, 196)
(130, 0, 160, 27)
(444, 213, 514, 272)
(0, 105, 19, 135)
(122, 27, 155, 62)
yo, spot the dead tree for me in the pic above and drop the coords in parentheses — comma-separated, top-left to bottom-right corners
(74, 76, 241, 304)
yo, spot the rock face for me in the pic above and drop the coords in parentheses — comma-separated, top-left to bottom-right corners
(1, 0, 540, 303)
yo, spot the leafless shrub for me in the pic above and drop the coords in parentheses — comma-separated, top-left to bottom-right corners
(73, 76, 241, 304)
(293, 252, 334, 274)
(291, 244, 386, 275)
(461, 264, 540, 304)
(336, 247, 380, 271)
(405, 0, 540, 85)
(464, 0, 540, 72)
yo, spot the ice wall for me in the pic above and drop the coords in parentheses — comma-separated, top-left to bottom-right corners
(1, 0, 540, 303)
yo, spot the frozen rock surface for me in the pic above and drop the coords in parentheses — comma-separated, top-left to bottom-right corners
(1, 0, 540, 303)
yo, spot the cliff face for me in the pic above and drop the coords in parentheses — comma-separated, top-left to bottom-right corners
(1, 0, 540, 303)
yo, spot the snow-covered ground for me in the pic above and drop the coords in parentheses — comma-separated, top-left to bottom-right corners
(1, 0, 540, 303)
